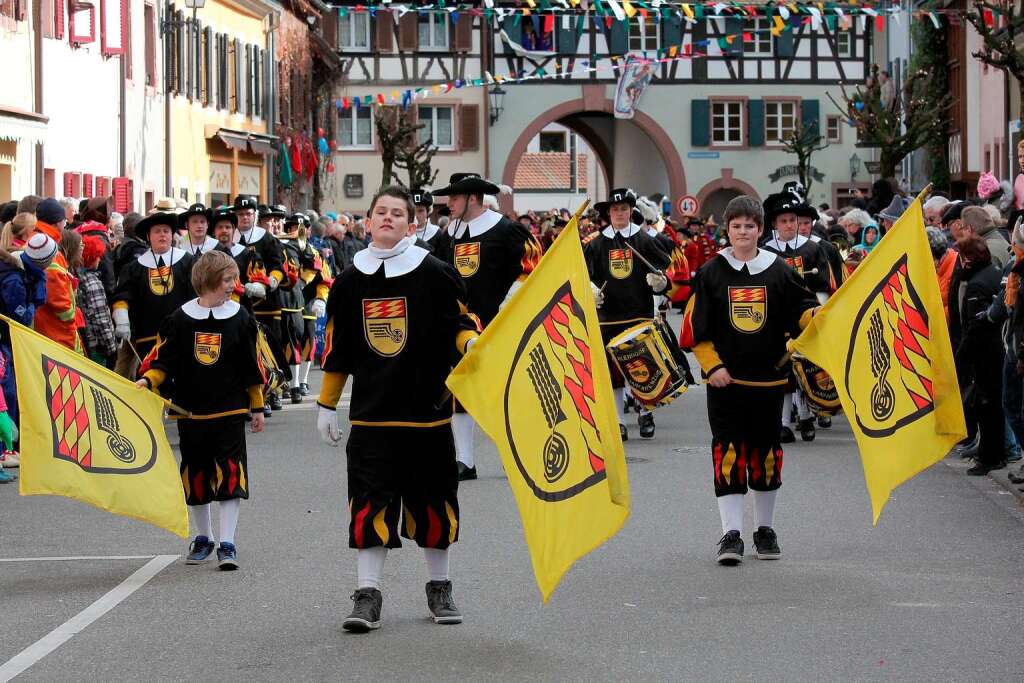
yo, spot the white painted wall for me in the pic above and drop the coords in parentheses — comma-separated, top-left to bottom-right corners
(514, 191, 589, 213)
(0, 12, 42, 202)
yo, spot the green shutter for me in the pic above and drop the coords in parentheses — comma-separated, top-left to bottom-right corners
(748, 99, 765, 146)
(556, 17, 577, 53)
(661, 13, 682, 49)
(801, 99, 820, 138)
(502, 16, 522, 46)
(775, 30, 794, 58)
(691, 99, 710, 147)
(725, 17, 743, 56)
(608, 19, 628, 54)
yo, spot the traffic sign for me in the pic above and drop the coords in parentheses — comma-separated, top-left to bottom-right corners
(677, 195, 700, 216)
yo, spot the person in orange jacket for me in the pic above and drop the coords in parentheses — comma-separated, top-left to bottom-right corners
(31, 198, 82, 353)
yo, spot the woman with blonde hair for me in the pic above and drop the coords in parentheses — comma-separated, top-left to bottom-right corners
(1, 212, 35, 252)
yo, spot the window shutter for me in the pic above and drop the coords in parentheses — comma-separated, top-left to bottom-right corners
(453, 14, 472, 52)
(185, 19, 194, 99)
(95, 176, 110, 197)
(218, 34, 227, 109)
(54, 0, 64, 39)
(194, 19, 203, 100)
(176, 11, 186, 93)
(100, 0, 125, 56)
(121, 0, 130, 76)
(255, 48, 262, 118)
(801, 99, 820, 138)
(63, 172, 75, 197)
(725, 17, 743, 56)
(691, 99, 710, 147)
(774, 30, 794, 58)
(398, 12, 416, 51)
(377, 11, 395, 52)
(245, 44, 253, 117)
(501, 15, 521, 46)
(82, 173, 94, 198)
(459, 104, 479, 152)
(233, 38, 242, 114)
(112, 177, 134, 213)
(661, 12, 682, 49)
(555, 15, 577, 54)
(203, 27, 212, 105)
(748, 100, 765, 146)
(42, 0, 54, 37)
(608, 20, 628, 54)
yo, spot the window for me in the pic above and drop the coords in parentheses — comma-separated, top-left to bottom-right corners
(711, 100, 744, 147)
(144, 4, 156, 86)
(418, 13, 448, 50)
(340, 107, 373, 148)
(765, 100, 798, 144)
(835, 29, 852, 58)
(417, 105, 454, 149)
(743, 18, 772, 57)
(628, 17, 659, 52)
(339, 11, 370, 50)
(826, 115, 842, 143)
(539, 131, 567, 152)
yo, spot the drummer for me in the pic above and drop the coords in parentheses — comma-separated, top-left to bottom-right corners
(584, 188, 671, 441)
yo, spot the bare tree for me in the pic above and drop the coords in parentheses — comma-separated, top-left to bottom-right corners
(965, 0, 1024, 109)
(395, 137, 440, 191)
(373, 108, 420, 188)
(781, 122, 830, 196)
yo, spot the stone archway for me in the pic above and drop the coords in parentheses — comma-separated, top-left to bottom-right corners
(499, 94, 687, 216)
(695, 169, 761, 222)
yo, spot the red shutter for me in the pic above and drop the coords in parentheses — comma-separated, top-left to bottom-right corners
(55, 0, 64, 38)
(100, 0, 125, 55)
(69, 1, 96, 45)
(375, 11, 393, 52)
(398, 12, 417, 51)
(95, 176, 110, 197)
(122, 0, 131, 76)
(42, 0, 54, 37)
(63, 171, 75, 196)
(453, 14, 472, 52)
(112, 176, 133, 213)
(82, 173, 94, 198)
(459, 104, 479, 152)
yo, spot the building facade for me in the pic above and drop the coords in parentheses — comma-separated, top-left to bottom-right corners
(0, 2, 47, 203)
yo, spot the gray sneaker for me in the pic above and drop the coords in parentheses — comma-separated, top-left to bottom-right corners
(344, 588, 382, 633)
(425, 580, 463, 625)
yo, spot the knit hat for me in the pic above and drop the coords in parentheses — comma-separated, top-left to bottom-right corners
(977, 171, 1001, 200)
(925, 226, 949, 260)
(24, 232, 58, 266)
(36, 198, 65, 225)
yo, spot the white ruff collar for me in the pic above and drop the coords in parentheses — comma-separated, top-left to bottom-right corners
(228, 243, 246, 257)
(452, 209, 502, 239)
(138, 247, 187, 268)
(237, 226, 266, 245)
(418, 223, 440, 242)
(353, 236, 429, 278)
(183, 236, 219, 256)
(720, 247, 777, 275)
(808, 234, 821, 243)
(767, 232, 808, 251)
(602, 223, 642, 239)
(181, 298, 241, 320)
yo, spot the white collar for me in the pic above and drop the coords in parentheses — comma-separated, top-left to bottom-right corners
(767, 232, 808, 251)
(808, 234, 821, 243)
(645, 226, 659, 237)
(602, 223, 643, 239)
(138, 247, 187, 268)
(181, 298, 241, 320)
(183, 236, 219, 255)
(228, 243, 246, 257)
(353, 237, 430, 278)
(238, 226, 266, 245)
(719, 247, 777, 275)
(453, 209, 503, 239)
(418, 223, 440, 242)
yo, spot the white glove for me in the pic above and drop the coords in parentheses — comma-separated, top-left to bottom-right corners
(591, 282, 605, 309)
(646, 272, 669, 292)
(112, 307, 131, 340)
(244, 282, 267, 299)
(268, 275, 279, 291)
(317, 406, 342, 447)
(311, 298, 327, 318)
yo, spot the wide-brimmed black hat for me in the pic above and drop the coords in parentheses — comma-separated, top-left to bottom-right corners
(793, 202, 819, 221)
(412, 190, 433, 207)
(783, 181, 807, 202)
(136, 212, 180, 243)
(763, 191, 802, 227)
(233, 195, 258, 212)
(284, 212, 309, 229)
(432, 173, 500, 197)
(595, 188, 638, 216)
(207, 208, 238, 235)
(258, 204, 287, 219)
(178, 203, 211, 229)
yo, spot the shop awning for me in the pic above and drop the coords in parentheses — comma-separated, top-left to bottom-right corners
(0, 107, 49, 145)
(248, 133, 278, 156)
(208, 127, 250, 151)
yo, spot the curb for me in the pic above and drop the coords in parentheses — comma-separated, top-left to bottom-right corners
(988, 463, 1024, 504)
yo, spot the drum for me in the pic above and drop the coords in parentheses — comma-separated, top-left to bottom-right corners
(791, 354, 842, 416)
(606, 319, 688, 408)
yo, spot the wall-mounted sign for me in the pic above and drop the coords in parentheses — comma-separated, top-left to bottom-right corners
(687, 151, 721, 159)
(344, 174, 364, 198)
(677, 195, 700, 216)
(768, 165, 825, 183)
(864, 161, 882, 174)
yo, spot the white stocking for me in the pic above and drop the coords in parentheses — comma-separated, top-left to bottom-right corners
(218, 498, 241, 545)
(716, 494, 744, 535)
(453, 413, 476, 468)
(357, 546, 388, 590)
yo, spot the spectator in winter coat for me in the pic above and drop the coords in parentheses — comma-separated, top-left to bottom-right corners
(31, 199, 81, 352)
(927, 226, 957, 324)
(0, 234, 53, 326)
(1, 212, 34, 252)
(961, 206, 1011, 270)
(78, 197, 117, 297)
(113, 212, 147, 280)
(78, 235, 116, 364)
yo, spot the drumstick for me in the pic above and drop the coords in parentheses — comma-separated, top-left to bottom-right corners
(613, 234, 665, 276)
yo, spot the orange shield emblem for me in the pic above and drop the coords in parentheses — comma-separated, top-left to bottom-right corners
(148, 266, 174, 295)
(454, 242, 480, 277)
(194, 333, 222, 365)
(609, 248, 633, 279)
(728, 286, 767, 333)
(363, 298, 407, 357)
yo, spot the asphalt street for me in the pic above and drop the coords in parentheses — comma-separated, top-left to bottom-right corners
(2, 362, 1024, 681)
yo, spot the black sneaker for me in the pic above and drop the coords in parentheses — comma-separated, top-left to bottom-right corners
(619, 423, 628, 442)
(269, 392, 283, 411)
(457, 462, 477, 481)
(1008, 468, 1024, 484)
(300, 382, 311, 396)
(638, 412, 655, 439)
(752, 526, 781, 560)
(799, 418, 815, 442)
(425, 580, 463, 625)
(216, 542, 239, 570)
(716, 530, 744, 565)
(263, 405, 272, 418)
(290, 387, 303, 404)
(186, 535, 215, 564)
(344, 588, 382, 633)
(817, 415, 832, 429)
(780, 426, 795, 444)
(966, 460, 1006, 476)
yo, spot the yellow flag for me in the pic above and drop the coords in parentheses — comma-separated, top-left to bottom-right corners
(790, 192, 966, 523)
(9, 318, 189, 538)
(446, 207, 629, 602)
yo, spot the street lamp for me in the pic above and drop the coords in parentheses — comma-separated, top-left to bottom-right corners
(489, 85, 506, 126)
(161, 0, 206, 33)
(849, 152, 861, 181)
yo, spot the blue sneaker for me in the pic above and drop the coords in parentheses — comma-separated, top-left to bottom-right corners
(217, 542, 239, 570)
(186, 536, 215, 564)
(0, 468, 16, 483)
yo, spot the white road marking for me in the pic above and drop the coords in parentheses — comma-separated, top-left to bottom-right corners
(0, 555, 156, 563)
(0, 554, 178, 682)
